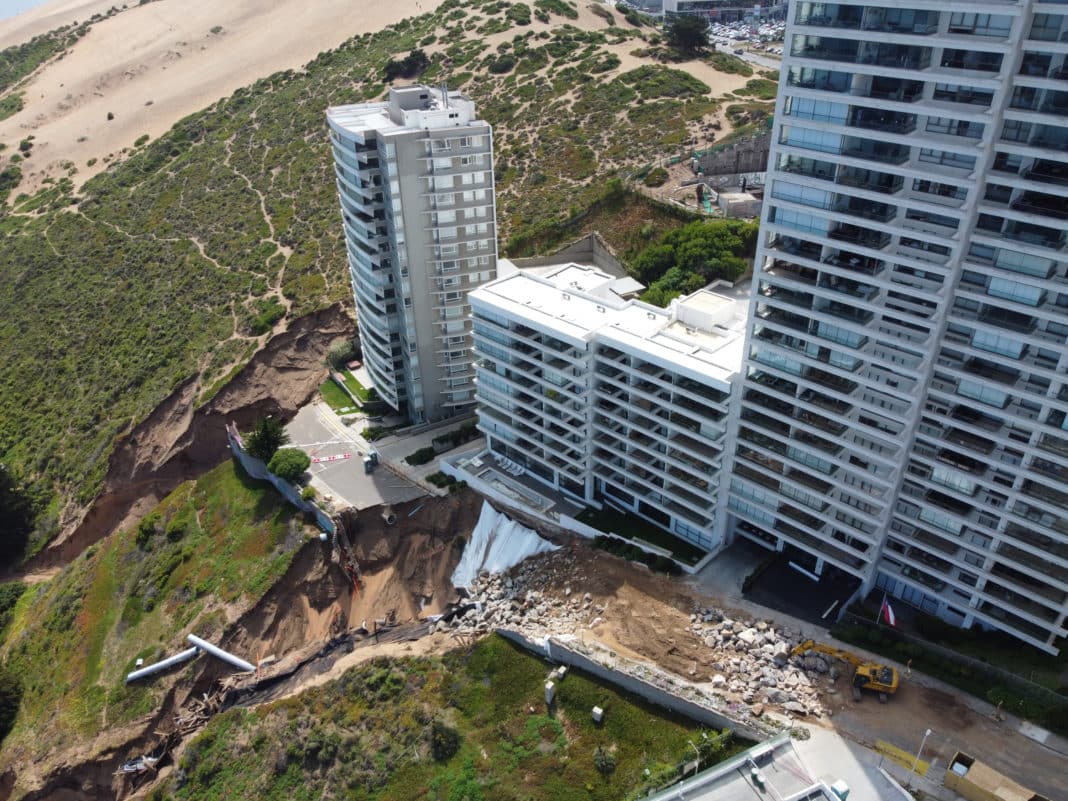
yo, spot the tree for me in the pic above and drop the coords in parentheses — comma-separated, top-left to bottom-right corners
(665, 14, 709, 54)
(0, 464, 34, 565)
(267, 448, 311, 482)
(429, 719, 461, 761)
(245, 416, 289, 462)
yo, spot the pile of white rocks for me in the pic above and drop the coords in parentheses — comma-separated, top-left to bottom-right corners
(687, 605, 836, 719)
(433, 570, 601, 639)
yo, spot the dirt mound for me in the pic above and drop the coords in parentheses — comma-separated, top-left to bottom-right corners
(22, 303, 353, 574)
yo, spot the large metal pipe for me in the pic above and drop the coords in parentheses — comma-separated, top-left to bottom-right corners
(125, 646, 200, 683)
(187, 634, 256, 672)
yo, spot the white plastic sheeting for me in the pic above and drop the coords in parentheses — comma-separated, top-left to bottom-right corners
(451, 501, 558, 589)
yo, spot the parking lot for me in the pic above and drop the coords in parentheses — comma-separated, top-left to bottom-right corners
(286, 404, 425, 510)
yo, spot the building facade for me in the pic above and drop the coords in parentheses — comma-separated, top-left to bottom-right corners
(470, 263, 749, 553)
(327, 86, 496, 423)
(729, 0, 1068, 651)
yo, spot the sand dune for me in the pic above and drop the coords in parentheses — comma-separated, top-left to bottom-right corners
(0, 0, 446, 194)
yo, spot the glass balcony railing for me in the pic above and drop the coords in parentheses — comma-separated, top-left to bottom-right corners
(829, 224, 891, 249)
(849, 109, 917, 135)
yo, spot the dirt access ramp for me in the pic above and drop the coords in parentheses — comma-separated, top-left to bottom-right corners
(20, 302, 352, 576)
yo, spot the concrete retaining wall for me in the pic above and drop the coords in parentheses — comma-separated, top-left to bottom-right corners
(497, 629, 766, 742)
(226, 424, 335, 535)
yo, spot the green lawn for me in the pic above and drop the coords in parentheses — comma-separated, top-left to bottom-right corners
(164, 634, 745, 801)
(340, 371, 373, 403)
(320, 379, 357, 412)
(577, 506, 706, 565)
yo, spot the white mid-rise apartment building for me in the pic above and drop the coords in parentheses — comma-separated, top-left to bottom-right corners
(728, 0, 1068, 651)
(470, 262, 749, 552)
(327, 86, 496, 423)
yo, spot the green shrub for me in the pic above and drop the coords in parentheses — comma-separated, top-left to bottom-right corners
(534, 0, 578, 20)
(383, 49, 430, 82)
(593, 745, 616, 775)
(0, 664, 22, 746)
(405, 447, 436, 466)
(300, 485, 316, 501)
(643, 167, 668, 187)
(326, 339, 358, 370)
(267, 448, 311, 482)
(506, 3, 531, 25)
(489, 54, 517, 74)
(134, 134, 150, 147)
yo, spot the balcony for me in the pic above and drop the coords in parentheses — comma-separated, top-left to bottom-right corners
(1025, 160, 1068, 187)
(787, 67, 852, 93)
(792, 36, 861, 64)
(836, 168, 903, 195)
(805, 364, 859, 393)
(1012, 191, 1068, 220)
(1022, 478, 1068, 508)
(834, 197, 897, 223)
(841, 139, 911, 165)
(1003, 222, 1065, 250)
(766, 260, 819, 285)
(818, 274, 879, 300)
(849, 109, 917, 135)
(779, 156, 837, 182)
(863, 77, 925, 104)
(800, 388, 851, 415)
(762, 284, 815, 311)
(997, 543, 1068, 585)
(941, 50, 1002, 73)
(829, 224, 891, 250)
(796, 408, 848, 436)
(786, 467, 833, 494)
(823, 251, 885, 276)
(861, 12, 938, 35)
(858, 43, 931, 71)
(815, 297, 875, 325)
(796, 4, 864, 29)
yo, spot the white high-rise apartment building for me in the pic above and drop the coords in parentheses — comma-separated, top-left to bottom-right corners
(729, 1, 1068, 651)
(470, 262, 749, 552)
(327, 86, 496, 423)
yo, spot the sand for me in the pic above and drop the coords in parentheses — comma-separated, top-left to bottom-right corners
(0, 0, 448, 194)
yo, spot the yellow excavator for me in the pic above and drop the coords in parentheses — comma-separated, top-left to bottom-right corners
(791, 639, 900, 703)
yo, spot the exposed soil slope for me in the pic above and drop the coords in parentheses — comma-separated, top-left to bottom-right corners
(21, 302, 352, 574)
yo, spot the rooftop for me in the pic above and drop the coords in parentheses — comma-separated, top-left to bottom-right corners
(326, 84, 479, 136)
(471, 262, 750, 390)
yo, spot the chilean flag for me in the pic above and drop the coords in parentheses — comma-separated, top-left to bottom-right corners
(880, 599, 897, 627)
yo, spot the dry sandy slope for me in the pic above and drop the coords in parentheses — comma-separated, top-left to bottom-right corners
(0, 0, 448, 194)
(0, 0, 115, 49)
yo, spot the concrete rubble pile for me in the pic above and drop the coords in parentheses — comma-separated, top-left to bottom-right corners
(685, 607, 830, 720)
(432, 565, 838, 722)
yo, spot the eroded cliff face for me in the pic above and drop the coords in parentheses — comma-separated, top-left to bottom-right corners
(29, 302, 353, 572)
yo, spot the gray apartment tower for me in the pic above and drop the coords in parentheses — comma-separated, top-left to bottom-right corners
(327, 86, 497, 423)
(728, 0, 1068, 652)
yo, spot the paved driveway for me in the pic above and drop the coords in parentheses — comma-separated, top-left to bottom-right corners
(286, 404, 424, 511)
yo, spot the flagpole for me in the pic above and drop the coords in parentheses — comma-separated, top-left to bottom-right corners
(876, 590, 887, 626)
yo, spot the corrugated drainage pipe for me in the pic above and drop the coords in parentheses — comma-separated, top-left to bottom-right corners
(125, 646, 200, 683)
(187, 634, 256, 672)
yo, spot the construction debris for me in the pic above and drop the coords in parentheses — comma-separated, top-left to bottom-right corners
(125, 646, 200, 683)
(187, 634, 255, 672)
(434, 568, 832, 721)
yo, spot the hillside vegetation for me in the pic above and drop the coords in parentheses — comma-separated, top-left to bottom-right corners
(0, 0, 760, 552)
(0, 460, 312, 765)
(150, 634, 739, 801)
